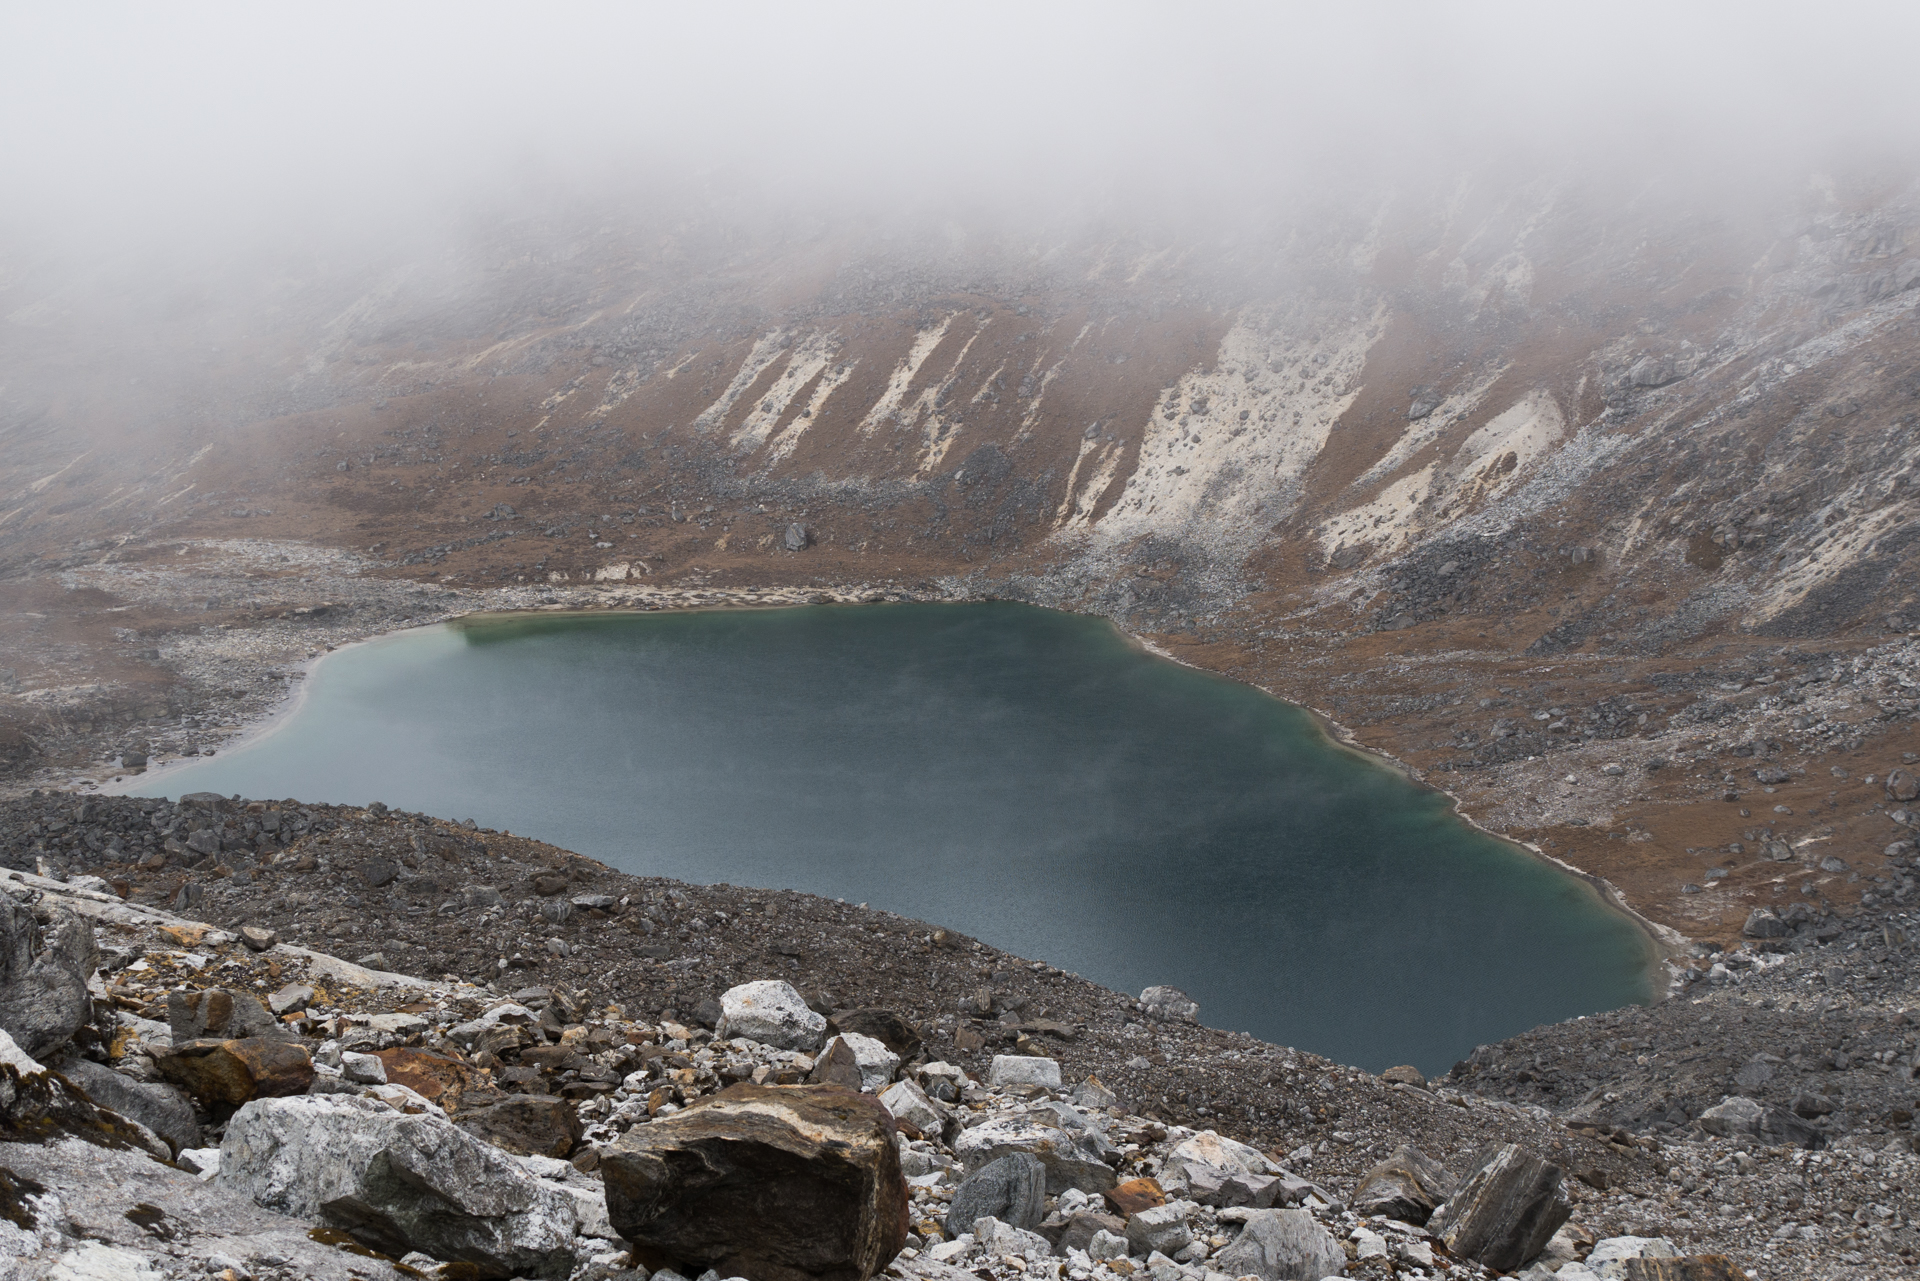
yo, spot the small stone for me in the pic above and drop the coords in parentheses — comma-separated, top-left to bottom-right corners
(1069, 1075, 1118, 1110)
(1104, 1177, 1168, 1217)
(239, 926, 277, 952)
(1378, 1064, 1427, 1089)
(1741, 908, 1789, 938)
(157, 1038, 314, 1106)
(268, 984, 313, 1017)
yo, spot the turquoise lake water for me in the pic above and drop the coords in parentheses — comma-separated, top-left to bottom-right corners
(130, 602, 1653, 1073)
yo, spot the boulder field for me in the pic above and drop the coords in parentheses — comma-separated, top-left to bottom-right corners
(0, 793, 1914, 1279)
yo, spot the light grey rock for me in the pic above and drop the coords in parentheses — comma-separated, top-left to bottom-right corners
(988, 1055, 1061, 1089)
(972, 1215, 1053, 1262)
(879, 1077, 947, 1137)
(1069, 1075, 1118, 1110)
(57, 1058, 202, 1154)
(1427, 1143, 1570, 1272)
(1124, 1203, 1193, 1257)
(1213, 1208, 1345, 1281)
(714, 980, 826, 1052)
(946, 1152, 1046, 1235)
(218, 1094, 577, 1279)
(1588, 1235, 1677, 1278)
(340, 1052, 386, 1085)
(819, 1032, 899, 1093)
(1697, 1095, 1823, 1147)
(1137, 987, 1198, 1023)
(952, 1112, 1118, 1194)
(0, 899, 99, 1058)
(1742, 908, 1789, 939)
(1087, 1229, 1130, 1262)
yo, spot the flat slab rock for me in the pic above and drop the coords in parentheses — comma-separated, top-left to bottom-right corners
(0, 1137, 409, 1281)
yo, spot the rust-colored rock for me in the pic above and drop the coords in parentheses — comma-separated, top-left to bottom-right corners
(1103, 1176, 1168, 1217)
(602, 1083, 907, 1281)
(455, 1093, 582, 1158)
(155, 1037, 313, 1106)
(377, 1047, 480, 1112)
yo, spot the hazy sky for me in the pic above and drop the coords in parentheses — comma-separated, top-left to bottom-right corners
(4, 1, 1918, 257)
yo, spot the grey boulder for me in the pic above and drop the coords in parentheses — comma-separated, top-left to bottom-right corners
(1697, 1095, 1823, 1148)
(1137, 987, 1199, 1023)
(952, 1111, 1118, 1194)
(1349, 1145, 1456, 1225)
(0, 899, 100, 1059)
(219, 1093, 578, 1279)
(1213, 1208, 1346, 1281)
(946, 1152, 1046, 1235)
(59, 1057, 202, 1154)
(1427, 1143, 1571, 1272)
(715, 979, 827, 1052)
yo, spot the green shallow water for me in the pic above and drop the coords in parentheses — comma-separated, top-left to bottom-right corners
(131, 602, 1653, 1073)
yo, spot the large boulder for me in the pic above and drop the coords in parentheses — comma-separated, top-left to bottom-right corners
(601, 1083, 908, 1281)
(156, 1037, 314, 1106)
(1697, 1095, 1823, 1148)
(58, 1057, 202, 1154)
(1213, 1208, 1346, 1281)
(1426, 1143, 1571, 1272)
(219, 1093, 578, 1279)
(815, 1033, 899, 1094)
(717, 980, 828, 1052)
(1349, 1145, 1456, 1225)
(1137, 987, 1198, 1023)
(952, 1111, 1118, 1194)
(1159, 1132, 1281, 1209)
(0, 899, 99, 1059)
(456, 1094, 583, 1158)
(0, 1029, 168, 1158)
(945, 1152, 1045, 1235)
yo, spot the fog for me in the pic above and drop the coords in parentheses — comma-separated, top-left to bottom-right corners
(5, 0, 1918, 267)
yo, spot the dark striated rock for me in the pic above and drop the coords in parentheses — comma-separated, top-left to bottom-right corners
(0, 899, 99, 1059)
(1697, 1095, 1823, 1148)
(1426, 1143, 1571, 1272)
(807, 1038, 864, 1091)
(155, 1038, 314, 1106)
(1741, 908, 1789, 939)
(456, 1093, 583, 1158)
(1349, 1145, 1455, 1225)
(602, 1083, 907, 1281)
(946, 1152, 1046, 1235)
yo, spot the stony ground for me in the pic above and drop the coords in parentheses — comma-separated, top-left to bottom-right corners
(3, 788, 1917, 1277)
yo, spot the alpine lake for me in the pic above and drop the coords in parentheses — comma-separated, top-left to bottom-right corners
(129, 601, 1655, 1075)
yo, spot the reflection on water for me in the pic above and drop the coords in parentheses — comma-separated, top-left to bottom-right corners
(133, 602, 1652, 1072)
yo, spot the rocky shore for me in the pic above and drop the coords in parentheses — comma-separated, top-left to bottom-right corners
(0, 788, 1913, 1279)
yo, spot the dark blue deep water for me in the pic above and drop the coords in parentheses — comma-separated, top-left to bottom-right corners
(131, 602, 1652, 1073)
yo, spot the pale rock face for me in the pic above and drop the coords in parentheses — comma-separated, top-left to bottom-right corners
(1213, 1208, 1347, 1281)
(820, 1031, 900, 1092)
(714, 980, 827, 1052)
(987, 1054, 1062, 1089)
(0, 901, 99, 1059)
(44, 1243, 165, 1281)
(218, 1094, 578, 1279)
